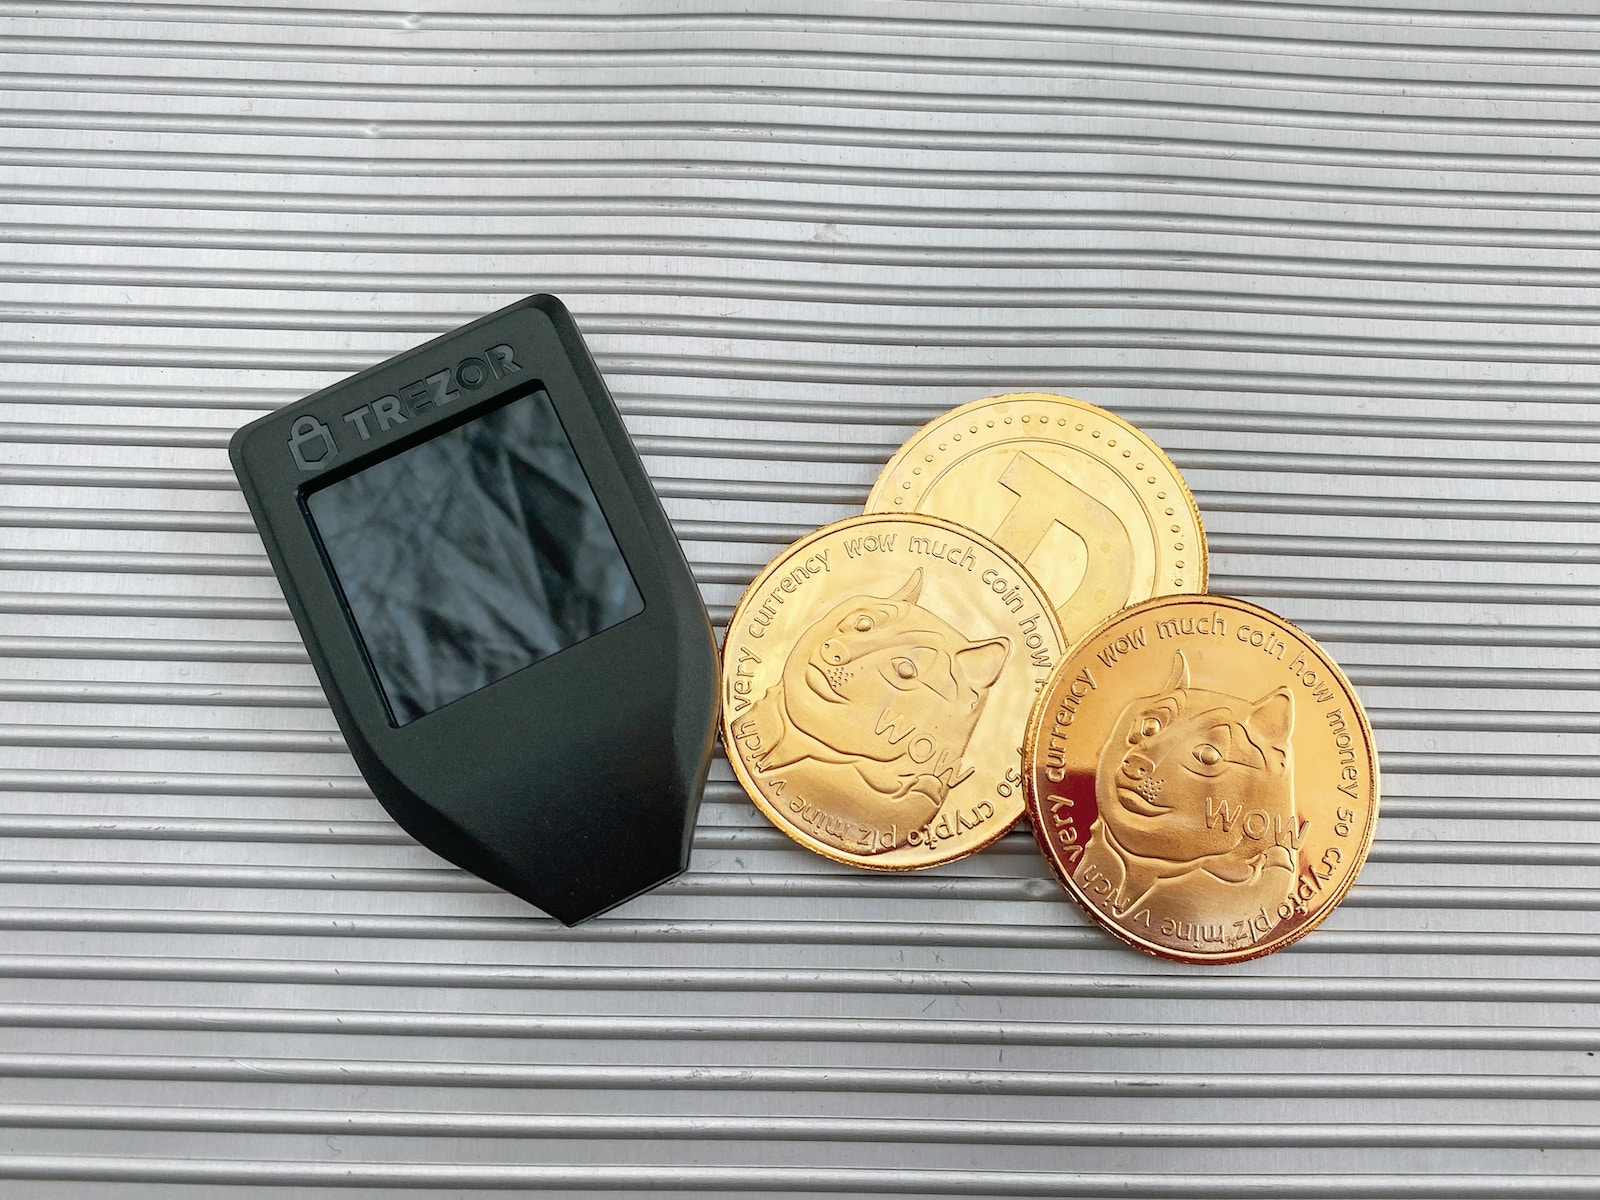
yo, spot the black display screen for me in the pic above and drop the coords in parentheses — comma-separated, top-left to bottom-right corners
(305, 387, 645, 726)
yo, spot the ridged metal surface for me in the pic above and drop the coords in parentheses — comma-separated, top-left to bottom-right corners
(1, 0, 1598, 1195)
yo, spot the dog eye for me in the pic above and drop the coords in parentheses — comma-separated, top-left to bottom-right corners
(892, 657, 917, 680)
(853, 614, 874, 633)
(1139, 716, 1162, 739)
(1193, 743, 1222, 766)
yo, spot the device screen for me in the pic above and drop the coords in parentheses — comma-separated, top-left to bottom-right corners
(305, 387, 645, 726)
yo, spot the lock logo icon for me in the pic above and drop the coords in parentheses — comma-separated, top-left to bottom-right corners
(288, 416, 337, 471)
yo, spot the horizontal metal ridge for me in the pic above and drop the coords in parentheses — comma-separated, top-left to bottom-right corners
(0, 591, 290, 620)
(11, 23, 1600, 97)
(12, 110, 1600, 171)
(8, 381, 1600, 450)
(0, 863, 482, 893)
(12, 3, 1600, 41)
(1200, 492, 1600, 520)
(0, 724, 342, 752)
(3, 1053, 1600, 1102)
(18, 167, 1600, 216)
(2, 379, 289, 410)
(1, 659, 1594, 699)
(10, 546, 1600, 592)
(0, 855, 1594, 910)
(297, 797, 1600, 835)
(29, 421, 1600, 481)
(1372, 841, 1600, 866)
(3, 1103, 1598, 1151)
(0, 550, 272, 577)
(13, 18, 1600, 68)
(0, 804, 1590, 867)
(288, 867, 1600, 909)
(1271, 622, 1600, 649)
(10, 140, 1600, 196)
(1180, 448, 1600, 481)
(0, 507, 254, 533)
(628, 364, 1600, 408)
(0, 463, 236, 489)
(1381, 796, 1600, 821)
(6, 956, 1600, 1002)
(15, 357, 1600, 416)
(713, 603, 1600, 650)
(0, 816, 391, 843)
(12, 401, 1600, 456)
(5, 998, 1600, 1048)
(1214, 576, 1600, 605)
(3, 575, 1592, 623)
(0, 66, 1592, 140)
(0, 635, 305, 662)
(1338, 665, 1600, 690)
(21, 257, 1600, 300)
(705, 529, 1600, 564)
(20, 222, 1600, 268)
(703, 782, 1600, 820)
(0, 680, 323, 706)
(0, 908, 1596, 959)
(1370, 709, 1600, 733)
(19, 205, 1600, 250)
(0, 770, 369, 799)
(0, 1158, 1587, 1198)
(0, 420, 238, 448)
(11, 84, 1600, 140)
(1, 2, 412, 30)
(5, 581, 1600, 624)
(626, 401, 1600, 449)
(15, 293, 1600, 346)
(9, 486, 1600, 524)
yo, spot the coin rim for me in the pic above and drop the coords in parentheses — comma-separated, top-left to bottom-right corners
(864, 391, 1210, 596)
(1021, 592, 1381, 964)
(721, 510, 1067, 871)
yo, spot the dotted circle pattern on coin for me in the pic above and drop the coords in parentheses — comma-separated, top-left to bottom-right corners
(722, 513, 1067, 870)
(1023, 594, 1378, 964)
(864, 392, 1207, 647)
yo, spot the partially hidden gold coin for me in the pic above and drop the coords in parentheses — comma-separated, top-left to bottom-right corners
(723, 513, 1067, 869)
(865, 392, 1206, 646)
(1023, 595, 1378, 963)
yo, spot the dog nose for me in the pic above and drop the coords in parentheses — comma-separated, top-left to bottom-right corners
(819, 639, 850, 665)
(1122, 751, 1155, 780)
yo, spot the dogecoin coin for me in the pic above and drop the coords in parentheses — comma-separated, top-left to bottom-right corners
(865, 392, 1205, 646)
(723, 514, 1066, 870)
(1023, 595, 1378, 963)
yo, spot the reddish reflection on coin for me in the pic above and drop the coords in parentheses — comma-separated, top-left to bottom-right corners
(1024, 594, 1378, 963)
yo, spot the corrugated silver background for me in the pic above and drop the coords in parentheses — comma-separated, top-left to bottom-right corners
(2, 1, 1598, 1195)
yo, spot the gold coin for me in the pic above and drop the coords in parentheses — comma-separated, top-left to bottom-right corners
(723, 514, 1067, 869)
(1023, 595, 1378, 963)
(865, 392, 1206, 645)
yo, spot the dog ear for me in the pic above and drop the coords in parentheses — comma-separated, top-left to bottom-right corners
(954, 637, 1009, 692)
(1244, 688, 1294, 769)
(887, 568, 923, 606)
(1162, 650, 1190, 695)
